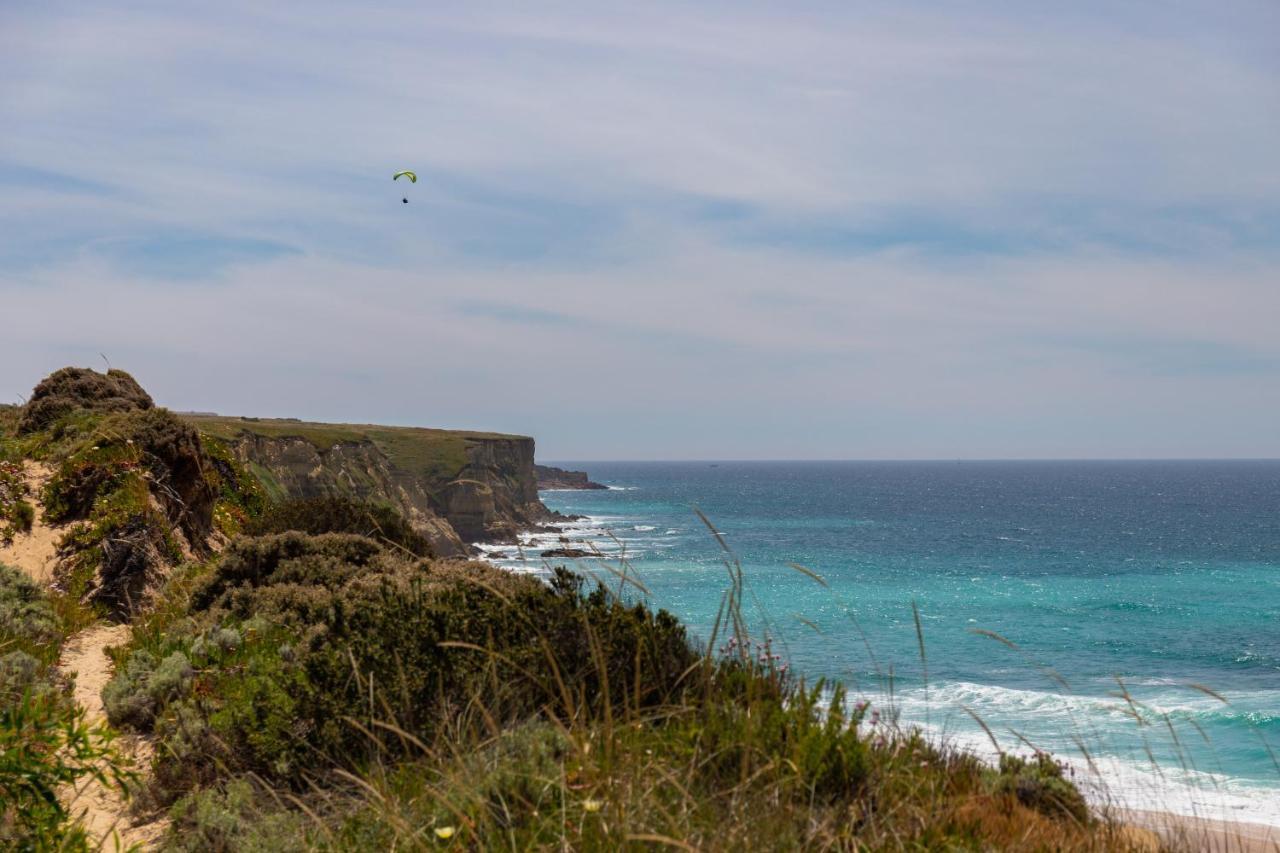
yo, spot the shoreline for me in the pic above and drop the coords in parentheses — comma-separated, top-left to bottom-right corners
(1120, 809, 1280, 852)
(495, 497, 1280, 836)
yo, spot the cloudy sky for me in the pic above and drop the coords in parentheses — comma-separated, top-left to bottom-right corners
(3, 1, 1277, 459)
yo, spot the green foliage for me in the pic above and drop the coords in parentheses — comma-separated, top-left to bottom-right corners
(0, 691, 128, 851)
(102, 650, 193, 731)
(994, 751, 1091, 826)
(0, 563, 132, 850)
(106, 532, 696, 805)
(163, 777, 314, 852)
(200, 436, 268, 537)
(0, 563, 61, 664)
(0, 462, 34, 543)
(245, 495, 432, 557)
(40, 408, 218, 611)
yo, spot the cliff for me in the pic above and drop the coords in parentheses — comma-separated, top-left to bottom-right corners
(184, 415, 555, 556)
(535, 464, 607, 490)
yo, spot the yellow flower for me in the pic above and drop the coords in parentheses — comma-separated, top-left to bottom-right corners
(434, 826, 456, 840)
(583, 799, 603, 813)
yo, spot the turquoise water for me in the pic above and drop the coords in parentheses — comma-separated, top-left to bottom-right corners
(487, 461, 1280, 824)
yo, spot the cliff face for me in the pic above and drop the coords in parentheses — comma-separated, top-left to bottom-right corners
(186, 416, 554, 556)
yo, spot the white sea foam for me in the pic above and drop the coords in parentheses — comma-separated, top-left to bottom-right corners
(876, 681, 1280, 827)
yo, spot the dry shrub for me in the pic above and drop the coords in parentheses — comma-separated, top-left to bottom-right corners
(16, 367, 153, 436)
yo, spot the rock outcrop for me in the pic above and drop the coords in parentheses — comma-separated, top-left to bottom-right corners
(535, 464, 607, 490)
(186, 417, 555, 556)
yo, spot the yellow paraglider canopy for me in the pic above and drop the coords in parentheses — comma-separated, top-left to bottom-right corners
(393, 170, 417, 183)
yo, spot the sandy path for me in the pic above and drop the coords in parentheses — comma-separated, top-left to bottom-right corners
(0, 461, 60, 582)
(60, 624, 168, 851)
(2, 463, 167, 848)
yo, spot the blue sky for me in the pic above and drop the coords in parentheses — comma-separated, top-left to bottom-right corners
(2, 1, 1278, 458)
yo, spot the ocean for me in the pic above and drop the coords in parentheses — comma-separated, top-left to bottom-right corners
(479, 460, 1280, 826)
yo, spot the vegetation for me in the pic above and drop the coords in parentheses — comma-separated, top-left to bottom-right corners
(85, 526, 1150, 850)
(0, 370, 264, 612)
(246, 494, 433, 557)
(17, 367, 154, 437)
(3, 368, 1148, 850)
(0, 564, 130, 850)
(0, 461, 35, 543)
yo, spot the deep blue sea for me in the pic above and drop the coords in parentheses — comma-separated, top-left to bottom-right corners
(482, 461, 1280, 824)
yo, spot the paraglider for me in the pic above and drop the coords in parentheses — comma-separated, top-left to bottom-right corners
(393, 170, 416, 204)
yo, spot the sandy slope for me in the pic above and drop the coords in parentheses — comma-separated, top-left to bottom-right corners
(0, 461, 59, 583)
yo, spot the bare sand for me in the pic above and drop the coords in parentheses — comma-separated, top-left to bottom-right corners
(60, 624, 167, 850)
(1122, 809, 1280, 853)
(0, 461, 60, 582)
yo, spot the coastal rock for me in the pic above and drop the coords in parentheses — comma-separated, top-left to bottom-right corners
(535, 464, 607, 490)
(192, 419, 557, 553)
(540, 547, 597, 559)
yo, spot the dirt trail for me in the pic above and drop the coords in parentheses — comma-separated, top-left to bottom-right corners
(3, 462, 167, 848)
(0, 461, 60, 582)
(60, 624, 168, 850)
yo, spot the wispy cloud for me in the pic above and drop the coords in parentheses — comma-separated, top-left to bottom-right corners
(2, 1, 1278, 457)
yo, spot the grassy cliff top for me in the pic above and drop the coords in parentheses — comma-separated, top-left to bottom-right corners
(182, 414, 531, 484)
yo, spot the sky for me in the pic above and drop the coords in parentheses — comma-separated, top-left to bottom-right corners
(2, 1, 1278, 460)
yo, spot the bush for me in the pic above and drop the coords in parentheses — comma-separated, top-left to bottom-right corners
(0, 691, 128, 851)
(0, 563, 61, 659)
(41, 408, 218, 611)
(0, 562, 130, 849)
(164, 777, 313, 853)
(0, 463, 34, 543)
(11, 501, 34, 534)
(994, 752, 1091, 825)
(246, 495, 432, 558)
(107, 531, 697, 803)
(16, 367, 153, 436)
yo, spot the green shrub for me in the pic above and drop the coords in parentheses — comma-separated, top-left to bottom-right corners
(201, 436, 268, 537)
(108, 532, 697, 803)
(0, 563, 131, 850)
(11, 501, 34, 534)
(245, 495, 432, 557)
(164, 777, 313, 853)
(0, 463, 34, 543)
(104, 648, 197, 732)
(0, 563, 61, 661)
(994, 751, 1091, 825)
(41, 408, 218, 611)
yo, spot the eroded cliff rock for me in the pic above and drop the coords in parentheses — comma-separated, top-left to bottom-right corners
(184, 416, 555, 556)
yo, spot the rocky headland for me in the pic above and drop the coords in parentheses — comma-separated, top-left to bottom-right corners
(535, 463, 607, 490)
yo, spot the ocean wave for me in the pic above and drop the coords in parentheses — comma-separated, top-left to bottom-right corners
(857, 683, 1280, 827)
(607, 485, 638, 491)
